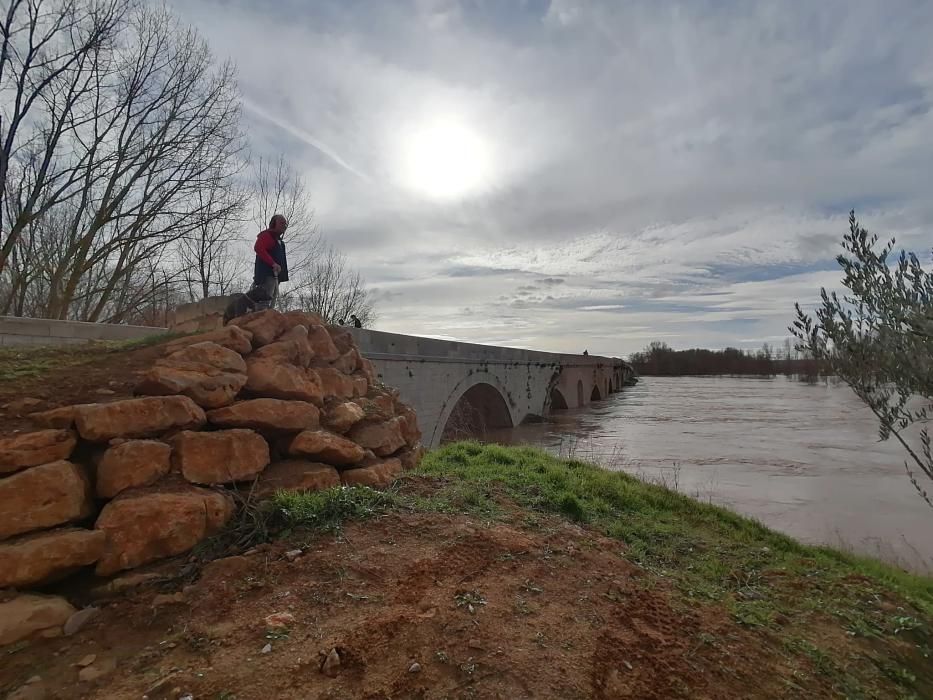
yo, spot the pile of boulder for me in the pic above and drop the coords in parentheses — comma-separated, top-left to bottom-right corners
(0, 310, 422, 646)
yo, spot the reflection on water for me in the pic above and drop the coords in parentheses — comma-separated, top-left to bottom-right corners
(488, 376, 932, 573)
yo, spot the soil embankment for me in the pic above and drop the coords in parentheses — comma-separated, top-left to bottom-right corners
(0, 340, 931, 699)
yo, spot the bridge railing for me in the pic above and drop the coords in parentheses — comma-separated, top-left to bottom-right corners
(347, 327, 623, 367)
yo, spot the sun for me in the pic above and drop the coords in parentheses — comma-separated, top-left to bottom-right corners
(398, 118, 491, 200)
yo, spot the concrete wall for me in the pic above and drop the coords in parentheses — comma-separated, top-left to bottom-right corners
(0, 316, 166, 347)
(349, 328, 628, 447)
(168, 296, 231, 334)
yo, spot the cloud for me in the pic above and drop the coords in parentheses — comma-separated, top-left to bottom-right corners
(174, 0, 933, 355)
(240, 98, 370, 180)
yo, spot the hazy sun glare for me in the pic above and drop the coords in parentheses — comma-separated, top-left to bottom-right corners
(398, 118, 491, 199)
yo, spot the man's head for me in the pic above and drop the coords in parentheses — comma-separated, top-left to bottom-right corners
(269, 214, 288, 236)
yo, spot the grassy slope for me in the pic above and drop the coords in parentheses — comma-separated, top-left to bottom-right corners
(271, 442, 932, 698)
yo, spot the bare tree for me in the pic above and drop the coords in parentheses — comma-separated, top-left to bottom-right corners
(284, 242, 376, 325)
(249, 155, 314, 237)
(243, 154, 375, 323)
(245, 154, 321, 288)
(1, 2, 244, 321)
(0, 0, 131, 275)
(177, 167, 249, 300)
(1, 4, 375, 327)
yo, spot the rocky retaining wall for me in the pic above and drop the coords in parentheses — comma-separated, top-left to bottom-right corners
(0, 310, 423, 647)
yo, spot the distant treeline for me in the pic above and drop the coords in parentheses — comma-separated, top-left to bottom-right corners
(629, 342, 825, 377)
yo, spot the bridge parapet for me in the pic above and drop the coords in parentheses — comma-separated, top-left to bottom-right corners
(349, 328, 630, 447)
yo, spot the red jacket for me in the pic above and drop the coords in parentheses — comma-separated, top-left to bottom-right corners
(254, 229, 279, 268)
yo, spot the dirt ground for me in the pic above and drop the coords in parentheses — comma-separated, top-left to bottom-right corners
(3, 506, 831, 700)
(2, 340, 926, 699)
(0, 342, 165, 431)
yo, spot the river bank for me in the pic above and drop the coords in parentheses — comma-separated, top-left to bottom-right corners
(2, 443, 930, 699)
(489, 375, 933, 574)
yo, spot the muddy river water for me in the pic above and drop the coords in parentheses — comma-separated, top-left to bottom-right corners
(488, 376, 932, 573)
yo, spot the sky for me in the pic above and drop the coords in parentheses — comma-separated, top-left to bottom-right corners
(174, 0, 933, 358)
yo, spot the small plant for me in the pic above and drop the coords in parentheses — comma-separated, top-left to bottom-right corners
(454, 591, 487, 614)
(514, 596, 532, 616)
(893, 615, 923, 635)
(272, 486, 400, 532)
(793, 211, 933, 508)
(521, 580, 543, 594)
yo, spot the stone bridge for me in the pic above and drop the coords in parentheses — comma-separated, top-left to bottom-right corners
(349, 329, 634, 448)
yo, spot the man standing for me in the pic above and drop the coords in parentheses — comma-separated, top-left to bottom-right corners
(253, 214, 289, 309)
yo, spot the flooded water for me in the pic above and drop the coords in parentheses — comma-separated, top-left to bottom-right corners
(488, 376, 933, 573)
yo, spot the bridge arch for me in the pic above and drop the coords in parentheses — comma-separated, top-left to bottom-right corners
(434, 372, 516, 445)
(591, 384, 602, 401)
(549, 387, 569, 411)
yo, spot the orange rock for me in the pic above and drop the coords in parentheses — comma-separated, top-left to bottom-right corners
(281, 310, 324, 330)
(327, 327, 355, 354)
(397, 405, 422, 446)
(354, 393, 396, 422)
(359, 358, 378, 384)
(348, 417, 406, 457)
(0, 594, 76, 646)
(74, 396, 206, 442)
(171, 429, 269, 484)
(28, 405, 85, 429)
(206, 399, 320, 432)
(96, 440, 171, 498)
(351, 374, 368, 398)
(333, 348, 361, 374)
(245, 359, 324, 405)
(229, 309, 288, 346)
(317, 367, 355, 399)
(255, 460, 340, 498)
(288, 430, 365, 466)
(0, 527, 106, 588)
(3, 397, 44, 417)
(307, 325, 340, 362)
(322, 401, 365, 434)
(397, 444, 426, 471)
(163, 325, 253, 355)
(265, 611, 296, 628)
(136, 341, 247, 409)
(340, 458, 402, 488)
(251, 325, 314, 367)
(94, 485, 234, 575)
(0, 460, 93, 540)
(0, 429, 76, 474)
